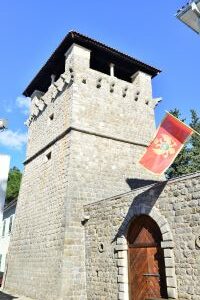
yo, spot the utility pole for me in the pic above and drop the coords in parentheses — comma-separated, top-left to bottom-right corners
(176, 0, 200, 33)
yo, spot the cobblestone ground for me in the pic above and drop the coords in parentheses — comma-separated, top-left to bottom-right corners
(0, 291, 33, 300)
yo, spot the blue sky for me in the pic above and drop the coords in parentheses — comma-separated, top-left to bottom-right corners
(0, 0, 199, 170)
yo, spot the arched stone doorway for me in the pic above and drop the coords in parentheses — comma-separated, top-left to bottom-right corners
(127, 215, 168, 300)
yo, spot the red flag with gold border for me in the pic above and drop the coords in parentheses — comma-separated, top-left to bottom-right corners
(139, 113, 194, 175)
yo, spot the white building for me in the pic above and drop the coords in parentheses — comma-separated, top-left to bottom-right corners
(0, 200, 16, 273)
(0, 155, 10, 223)
(0, 154, 11, 275)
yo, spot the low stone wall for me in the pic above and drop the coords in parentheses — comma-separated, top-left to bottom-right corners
(84, 173, 200, 300)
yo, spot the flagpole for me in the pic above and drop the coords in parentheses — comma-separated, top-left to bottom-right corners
(165, 110, 200, 137)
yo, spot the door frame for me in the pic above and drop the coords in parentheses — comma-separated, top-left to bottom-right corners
(114, 205, 177, 300)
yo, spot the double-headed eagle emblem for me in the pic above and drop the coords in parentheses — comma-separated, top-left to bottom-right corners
(153, 134, 177, 158)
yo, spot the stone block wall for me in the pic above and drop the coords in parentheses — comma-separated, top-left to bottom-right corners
(4, 135, 71, 300)
(71, 68, 156, 146)
(59, 130, 156, 299)
(26, 75, 72, 159)
(84, 173, 200, 300)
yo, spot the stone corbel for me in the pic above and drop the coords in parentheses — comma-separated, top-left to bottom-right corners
(31, 90, 45, 113)
(32, 105, 40, 117)
(33, 98, 46, 114)
(149, 97, 162, 109)
(24, 119, 30, 127)
(48, 84, 58, 101)
(53, 77, 66, 92)
(26, 114, 35, 126)
(61, 71, 72, 85)
(30, 90, 44, 100)
(38, 100, 46, 112)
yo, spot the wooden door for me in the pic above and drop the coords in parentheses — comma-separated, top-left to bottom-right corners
(128, 215, 167, 300)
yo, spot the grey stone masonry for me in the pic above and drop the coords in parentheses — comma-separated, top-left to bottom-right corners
(4, 40, 161, 300)
(84, 173, 200, 300)
(4, 136, 70, 300)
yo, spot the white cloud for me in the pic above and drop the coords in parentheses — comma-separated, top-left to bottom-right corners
(4, 106, 12, 113)
(0, 130, 27, 150)
(1, 99, 13, 114)
(16, 96, 31, 115)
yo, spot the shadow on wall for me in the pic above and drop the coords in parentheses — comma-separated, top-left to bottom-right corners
(126, 178, 161, 189)
(113, 179, 167, 242)
(0, 291, 18, 299)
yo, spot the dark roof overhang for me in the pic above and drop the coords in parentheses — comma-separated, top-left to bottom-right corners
(23, 31, 161, 97)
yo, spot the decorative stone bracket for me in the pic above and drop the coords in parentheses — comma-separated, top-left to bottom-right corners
(115, 204, 178, 300)
(25, 68, 74, 127)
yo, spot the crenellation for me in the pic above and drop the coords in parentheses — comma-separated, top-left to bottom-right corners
(25, 59, 160, 162)
(131, 70, 153, 99)
(25, 42, 160, 150)
(65, 43, 91, 71)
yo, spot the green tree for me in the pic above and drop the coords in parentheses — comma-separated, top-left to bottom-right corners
(6, 167, 22, 203)
(188, 109, 200, 172)
(166, 109, 200, 179)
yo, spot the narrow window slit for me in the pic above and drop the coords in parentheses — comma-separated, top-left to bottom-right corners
(46, 152, 52, 161)
(49, 113, 54, 121)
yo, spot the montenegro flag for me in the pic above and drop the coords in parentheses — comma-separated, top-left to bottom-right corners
(139, 112, 194, 175)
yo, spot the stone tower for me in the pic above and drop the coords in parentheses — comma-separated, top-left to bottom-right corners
(4, 32, 161, 299)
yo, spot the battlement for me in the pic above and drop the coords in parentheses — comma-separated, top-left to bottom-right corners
(23, 31, 160, 97)
(25, 40, 161, 159)
(26, 58, 161, 127)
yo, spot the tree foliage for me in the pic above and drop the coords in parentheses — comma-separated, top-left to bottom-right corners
(166, 109, 200, 179)
(6, 167, 22, 203)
